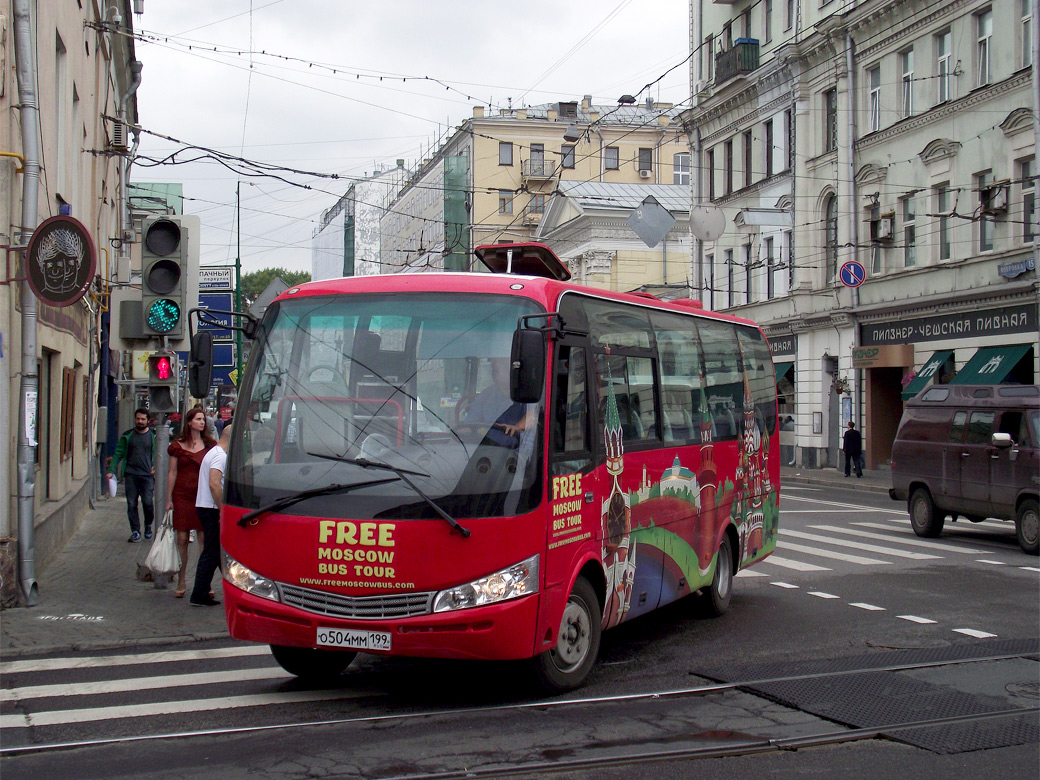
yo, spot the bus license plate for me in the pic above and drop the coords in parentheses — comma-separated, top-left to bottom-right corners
(317, 627, 392, 652)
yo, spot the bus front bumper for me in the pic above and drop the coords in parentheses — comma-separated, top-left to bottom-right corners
(224, 585, 543, 661)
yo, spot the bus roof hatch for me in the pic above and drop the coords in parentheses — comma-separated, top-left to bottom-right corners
(474, 243, 572, 281)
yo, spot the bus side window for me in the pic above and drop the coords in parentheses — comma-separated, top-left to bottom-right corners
(551, 344, 591, 474)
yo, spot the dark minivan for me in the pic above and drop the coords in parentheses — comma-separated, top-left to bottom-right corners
(890, 384, 1039, 554)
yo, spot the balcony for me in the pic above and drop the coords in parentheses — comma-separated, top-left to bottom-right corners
(522, 159, 557, 181)
(714, 38, 759, 86)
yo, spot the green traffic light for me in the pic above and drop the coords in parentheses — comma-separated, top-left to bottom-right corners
(147, 298, 181, 333)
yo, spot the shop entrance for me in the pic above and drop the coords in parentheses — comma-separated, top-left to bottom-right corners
(865, 366, 903, 468)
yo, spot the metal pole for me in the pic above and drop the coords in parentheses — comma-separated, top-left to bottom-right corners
(236, 181, 243, 380)
(13, 0, 40, 606)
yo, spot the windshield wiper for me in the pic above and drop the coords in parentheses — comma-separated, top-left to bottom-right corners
(238, 477, 400, 527)
(312, 453, 471, 538)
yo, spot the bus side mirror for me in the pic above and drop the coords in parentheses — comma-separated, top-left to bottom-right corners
(511, 328, 545, 404)
(189, 330, 214, 399)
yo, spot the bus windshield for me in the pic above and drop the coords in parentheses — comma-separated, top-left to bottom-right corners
(228, 293, 545, 521)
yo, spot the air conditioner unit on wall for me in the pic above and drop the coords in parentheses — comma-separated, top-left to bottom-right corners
(981, 181, 1009, 214)
(639, 169, 652, 179)
(871, 214, 894, 241)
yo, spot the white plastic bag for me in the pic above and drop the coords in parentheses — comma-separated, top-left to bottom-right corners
(144, 511, 180, 579)
(108, 474, 118, 498)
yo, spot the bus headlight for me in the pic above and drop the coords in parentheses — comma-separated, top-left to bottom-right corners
(222, 550, 279, 602)
(432, 555, 538, 613)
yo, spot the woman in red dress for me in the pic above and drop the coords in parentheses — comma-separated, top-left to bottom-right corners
(166, 406, 216, 597)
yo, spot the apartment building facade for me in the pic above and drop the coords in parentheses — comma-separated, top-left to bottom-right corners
(379, 96, 690, 274)
(684, 0, 1037, 470)
(1, 1, 141, 604)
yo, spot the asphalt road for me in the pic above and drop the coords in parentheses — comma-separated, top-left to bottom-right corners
(3, 483, 1037, 779)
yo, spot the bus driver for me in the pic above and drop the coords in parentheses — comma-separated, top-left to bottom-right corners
(463, 358, 530, 447)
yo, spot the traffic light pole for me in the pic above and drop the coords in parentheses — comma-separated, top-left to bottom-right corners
(235, 181, 243, 380)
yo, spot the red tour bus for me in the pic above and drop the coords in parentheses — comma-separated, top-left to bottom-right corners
(192, 243, 779, 691)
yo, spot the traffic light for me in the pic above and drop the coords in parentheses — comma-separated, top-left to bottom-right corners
(141, 216, 186, 338)
(148, 352, 178, 413)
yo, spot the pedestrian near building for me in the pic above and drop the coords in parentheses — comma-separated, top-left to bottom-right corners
(843, 420, 863, 478)
(191, 424, 231, 607)
(166, 406, 216, 597)
(106, 408, 156, 543)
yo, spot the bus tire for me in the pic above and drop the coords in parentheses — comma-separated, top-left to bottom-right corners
(270, 645, 356, 680)
(533, 577, 601, 693)
(702, 533, 734, 618)
(1016, 499, 1039, 555)
(909, 487, 944, 538)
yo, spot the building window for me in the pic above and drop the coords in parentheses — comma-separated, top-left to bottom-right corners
(764, 0, 773, 43)
(726, 249, 735, 308)
(745, 242, 753, 304)
(707, 148, 716, 200)
(605, 146, 619, 170)
(765, 119, 774, 177)
(704, 34, 714, 82)
(867, 65, 881, 131)
(561, 144, 575, 169)
(868, 203, 882, 274)
(706, 253, 715, 309)
(724, 139, 734, 194)
(902, 195, 916, 267)
(1021, 157, 1035, 243)
(743, 130, 753, 188)
(785, 0, 794, 31)
(530, 194, 546, 214)
(937, 183, 951, 260)
(977, 9, 992, 87)
(530, 143, 545, 175)
(783, 229, 793, 291)
(977, 171, 994, 251)
(673, 152, 690, 185)
(901, 49, 914, 117)
(638, 147, 653, 172)
(765, 236, 775, 300)
(499, 142, 513, 166)
(1023, 0, 1033, 69)
(785, 109, 793, 171)
(823, 89, 837, 153)
(824, 195, 838, 279)
(499, 189, 513, 215)
(60, 366, 76, 461)
(935, 30, 952, 104)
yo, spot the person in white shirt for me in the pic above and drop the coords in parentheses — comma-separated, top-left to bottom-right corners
(190, 425, 231, 606)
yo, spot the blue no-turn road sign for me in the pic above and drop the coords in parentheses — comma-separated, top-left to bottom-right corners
(839, 260, 866, 287)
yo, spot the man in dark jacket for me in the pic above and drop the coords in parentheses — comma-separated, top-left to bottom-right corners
(106, 408, 156, 542)
(843, 420, 863, 478)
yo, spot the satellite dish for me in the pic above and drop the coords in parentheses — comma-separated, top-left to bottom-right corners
(690, 205, 726, 242)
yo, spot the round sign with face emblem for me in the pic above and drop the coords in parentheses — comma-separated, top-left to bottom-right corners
(25, 215, 97, 307)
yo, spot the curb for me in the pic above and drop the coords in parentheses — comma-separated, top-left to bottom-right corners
(0, 631, 233, 660)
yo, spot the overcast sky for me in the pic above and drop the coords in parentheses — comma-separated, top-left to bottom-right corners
(133, 0, 690, 275)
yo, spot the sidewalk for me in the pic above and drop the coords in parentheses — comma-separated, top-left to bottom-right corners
(0, 494, 228, 658)
(0, 466, 894, 658)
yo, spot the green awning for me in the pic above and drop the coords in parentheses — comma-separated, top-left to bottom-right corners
(774, 361, 794, 382)
(948, 344, 1033, 386)
(901, 350, 954, 400)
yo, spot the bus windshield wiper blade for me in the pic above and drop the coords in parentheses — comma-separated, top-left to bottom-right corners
(238, 477, 400, 527)
(313, 453, 471, 539)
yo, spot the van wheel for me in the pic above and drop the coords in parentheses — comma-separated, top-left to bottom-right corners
(270, 645, 356, 680)
(1016, 499, 1039, 555)
(702, 534, 734, 617)
(533, 577, 601, 693)
(909, 488, 944, 538)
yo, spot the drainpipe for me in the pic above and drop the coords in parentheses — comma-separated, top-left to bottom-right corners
(1033, 0, 1040, 283)
(845, 33, 862, 437)
(118, 57, 143, 260)
(693, 125, 703, 303)
(13, 0, 40, 605)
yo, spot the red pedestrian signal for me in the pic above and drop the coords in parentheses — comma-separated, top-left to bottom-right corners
(148, 352, 178, 412)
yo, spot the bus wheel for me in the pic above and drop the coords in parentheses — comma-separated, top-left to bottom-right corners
(909, 488, 944, 538)
(270, 645, 356, 680)
(703, 534, 734, 618)
(533, 577, 601, 693)
(1016, 499, 1039, 555)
